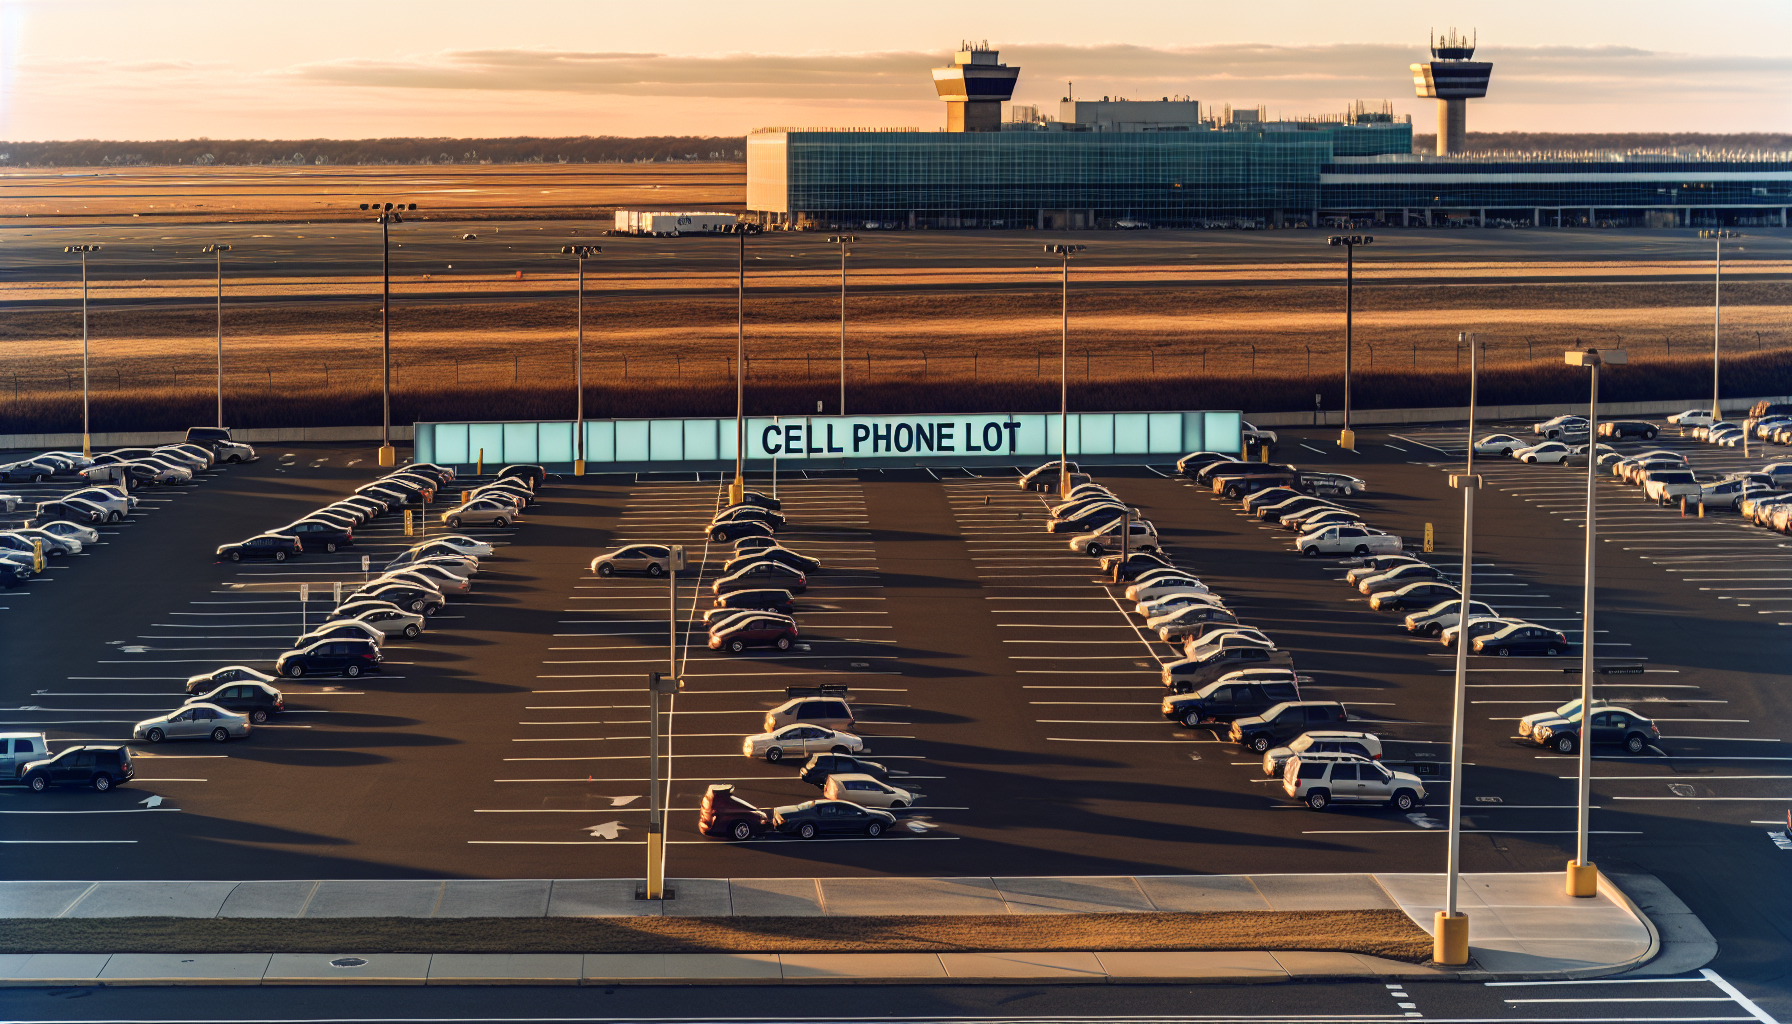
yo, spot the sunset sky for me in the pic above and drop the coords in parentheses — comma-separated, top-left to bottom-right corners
(3, 0, 1788, 141)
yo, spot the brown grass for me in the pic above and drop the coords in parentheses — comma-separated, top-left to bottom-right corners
(0, 911, 1434, 962)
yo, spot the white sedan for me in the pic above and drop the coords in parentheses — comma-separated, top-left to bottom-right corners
(742, 724, 862, 763)
(1473, 434, 1526, 456)
(431, 534, 494, 557)
(1186, 627, 1273, 659)
(442, 499, 515, 528)
(1068, 519, 1158, 557)
(1125, 576, 1210, 602)
(347, 605, 425, 639)
(1296, 524, 1400, 558)
(39, 520, 100, 546)
(1668, 409, 1715, 426)
(1136, 591, 1226, 618)
(1514, 441, 1571, 464)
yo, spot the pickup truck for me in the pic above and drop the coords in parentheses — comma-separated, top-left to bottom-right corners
(1297, 524, 1400, 558)
(0, 732, 49, 781)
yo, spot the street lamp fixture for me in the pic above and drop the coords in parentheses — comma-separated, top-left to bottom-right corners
(359, 202, 418, 467)
(1562, 346, 1626, 899)
(1327, 234, 1373, 450)
(827, 235, 857, 416)
(561, 245, 602, 475)
(1044, 243, 1086, 497)
(725, 223, 762, 506)
(201, 244, 232, 428)
(62, 244, 102, 456)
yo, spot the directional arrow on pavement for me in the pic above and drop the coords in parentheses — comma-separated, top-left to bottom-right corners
(584, 821, 626, 839)
(139, 795, 164, 808)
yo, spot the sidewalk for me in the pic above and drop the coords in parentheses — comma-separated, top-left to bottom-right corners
(0, 871, 1683, 986)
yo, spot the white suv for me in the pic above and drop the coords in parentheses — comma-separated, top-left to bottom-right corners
(1282, 753, 1426, 811)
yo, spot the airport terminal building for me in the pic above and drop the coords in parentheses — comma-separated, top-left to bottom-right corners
(745, 45, 1792, 231)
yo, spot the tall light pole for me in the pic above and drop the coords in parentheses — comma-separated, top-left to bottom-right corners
(62, 245, 101, 456)
(1436, 330, 1480, 966)
(726, 224, 760, 506)
(1327, 234, 1373, 450)
(827, 235, 856, 415)
(1044, 243, 1085, 497)
(561, 245, 601, 475)
(1710, 235, 1723, 423)
(360, 201, 417, 467)
(201, 244, 231, 428)
(1563, 346, 1626, 898)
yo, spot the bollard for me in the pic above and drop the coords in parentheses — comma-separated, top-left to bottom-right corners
(476, 448, 484, 477)
(1680, 496, 1687, 518)
(462, 490, 471, 505)
(1423, 523, 1434, 553)
(403, 509, 414, 537)
(1698, 500, 1705, 518)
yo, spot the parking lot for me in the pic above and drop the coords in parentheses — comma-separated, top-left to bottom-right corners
(0, 424, 1787, 935)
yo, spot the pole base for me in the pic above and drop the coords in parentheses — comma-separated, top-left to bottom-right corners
(377, 445, 396, 467)
(1433, 911, 1470, 965)
(634, 885, 677, 901)
(82, 433, 92, 458)
(1338, 428, 1356, 451)
(729, 477, 744, 506)
(1566, 859, 1599, 898)
(573, 459, 586, 477)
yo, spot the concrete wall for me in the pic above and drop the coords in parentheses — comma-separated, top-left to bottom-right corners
(1246, 395, 1790, 429)
(0, 425, 412, 451)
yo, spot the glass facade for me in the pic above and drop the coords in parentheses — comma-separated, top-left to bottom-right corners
(1320, 157, 1792, 215)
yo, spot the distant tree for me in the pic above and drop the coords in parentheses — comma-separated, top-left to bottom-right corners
(0, 136, 747, 167)
(1412, 131, 1792, 154)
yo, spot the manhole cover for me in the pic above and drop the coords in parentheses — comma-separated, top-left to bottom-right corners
(329, 957, 369, 968)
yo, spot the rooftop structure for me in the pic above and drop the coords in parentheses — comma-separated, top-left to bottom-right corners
(931, 41, 1020, 133)
(1411, 28, 1493, 156)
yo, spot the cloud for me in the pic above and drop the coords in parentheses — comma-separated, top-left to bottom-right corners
(272, 41, 1792, 108)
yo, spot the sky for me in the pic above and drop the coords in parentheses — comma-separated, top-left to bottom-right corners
(3, 0, 1789, 141)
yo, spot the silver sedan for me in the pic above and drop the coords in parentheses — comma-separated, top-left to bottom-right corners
(134, 702, 251, 744)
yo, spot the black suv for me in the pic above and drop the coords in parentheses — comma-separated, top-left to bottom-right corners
(1161, 674, 1301, 726)
(217, 534, 303, 562)
(798, 753, 892, 788)
(1228, 701, 1351, 752)
(282, 519, 353, 553)
(276, 638, 382, 678)
(714, 588, 796, 615)
(23, 745, 135, 792)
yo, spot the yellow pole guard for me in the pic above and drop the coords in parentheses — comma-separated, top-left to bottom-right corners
(403, 509, 414, 537)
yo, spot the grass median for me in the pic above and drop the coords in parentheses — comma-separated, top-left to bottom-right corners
(0, 910, 1431, 962)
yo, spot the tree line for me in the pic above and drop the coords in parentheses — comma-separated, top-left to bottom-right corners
(1410, 131, 1792, 155)
(0, 136, 747, 167)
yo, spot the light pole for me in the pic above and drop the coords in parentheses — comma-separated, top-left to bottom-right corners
(726, 224, 760, 506)
(1437, 330, 1481, 966)
(201, 244, 231, 428)
(828, 235, 856, 415)
(561, 245, 601, 475)
(1044, 243, 1086, 497)
(1327, 234, 1373, 450)
(643, 545, 685, 902)
(360, 201, 417, 467)
(1563, 345, 1626, 898)
(1710, 234, 1724, 423)
(63, 245, 101, 456)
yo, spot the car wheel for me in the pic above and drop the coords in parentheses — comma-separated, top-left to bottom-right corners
(1496, 647, 1510, 657)
(403, 624, 421, 639)
(597, 563, 613, 577)
(730, 820, 753, 841)
(325, 542, 337, 553)
(287, 663, 305, 678)
(1625, 733, 1647, 755)
(866, 821, 884, 837)
(92, 773, 112, 792)
(1554, 734, 1577, 754)
(1225, 486, 1242, 499)
(27, 774, 46, 793)
(1391, 789, 1417, 812)
(108, 511, 122, 522)
(146, 727, 164, 743)
(1181, 711, 1203, 727)
(229, 551, 242, 562)
(345, 664, 362, 678)
(647, 564, 663, 577)
(408, 599, 424, 613)
(797, 822, 817, 839)
(764, 746, 783, 763)
(1545, 647, 1558, 656)
(890, 801, 907, 810)
(1248, 734, 1272, 753)
(447, 517, 461, 528)
(775, 636, 791, 651)
(274, 551, 286, 562)
(1645, 430, 1657, 440)
(1354, 545, 1370, 556)
(1306, 789, 1330, 810)
(831, 745, 851, 754)
(250, 710, 269, 724)
(493, 516, 508, 528)
(1086, 543, 1103, 557)
(1500, 448, 1512, 456)
(1301, 545, 1319, 558)
(729, 640, 746, 653)
(1427, 623, 1444, 637)
(211, 728, 229, 743)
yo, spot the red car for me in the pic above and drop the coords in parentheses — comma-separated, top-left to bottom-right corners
(699, 784, 769, 840)
(709, 614, 799, 653)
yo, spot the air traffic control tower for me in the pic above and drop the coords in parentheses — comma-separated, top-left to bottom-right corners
(932, 41, 1020, 132)
(1411, 29, 1491, 155)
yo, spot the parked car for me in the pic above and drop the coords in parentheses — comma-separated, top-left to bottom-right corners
(1160, 671, 1302, 723)
(62, 487, 134, 518)
(713, 504, 785, 529)
(1045, 502, 1130, 535)
(1298, 525, 1400, 558)
(216, 534, 303, 562)
(183, 665, 277, 695)
(1070, 518, 1158, 556)
(1473, 434, 1526, 456)
(1642, 469, 1706, 505)
(1357, 562, 1447, 594)
(823, 773, 914, 809)
(21, 745, 135, 792)
(1, 529, 76, 557)
(343, 605, 426, 639)
(353, 583, 444, 616)
(1162, 646, 1293, 691)
(1404, 599, 1499, 637)
(742, 724, 861, 762)
(1516, 697, 1618, 741)
(1597, 420, 1660, 440)
(1524, 707, 1660, 755)
(1346, 555, 1426, 586)
(709, 614, 799, 653)
(1182, 627, 1273, 659)
(0, 562, 28, 589)
(1098, 551, 1178, 581)
(37, 520, 100, 547)
(1440, 616, 1529, 649)
(698, 783, 769, 840)
(1368, 580, 1461, 612)
(1262, 730, 1383, 776)
(365, 571, 452, 602)
(799, 752, 892, 788)
(386, 550, 477, 577)
(1228, 701, 1351, 752)
(276, 638, 382, 678)
(1533, 414, 1589, 439)
(1151, 603, 1239, 642)
(1177, 452, 1236, 479)
(711, 588, 796, 616)
(33, 499, 106, 526)
(1283, 754, 1426, 811)
(282, 519, 353, 553)
(712, 560, 807, 595)
(1514, 441, 1571, 464)
(1300, 472, 1368, 497)
(427, 534, 494, 558)
(709, 518, 775, 543)
(1240, 487, 1303, 514)
(1126, 576, 1211, 602)
(497, 464, 546, 489)
(326, 597, 413, 623)
(769, 799, 895, 838)
(1, 459, 59, 482)
(1019, 460, 1078, 490)
(1472, 623, 1572, 657)
(1136, 590, 1226, 618)
(1277, 504, 1353, 531)
(1212, 465, 1301, 499)
(296, 621, 387, 649)
(0, 732, 48, 779)
(1193, 459, 1250, 486)
(442, 499, 513, 528)
(134, 702, 250, 743)
(388, 562, 471, 594)
(1668, 409, 1715, 427)
(0, 493, 23, 514)
(763, 696, 855, 734)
